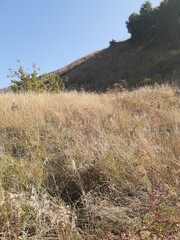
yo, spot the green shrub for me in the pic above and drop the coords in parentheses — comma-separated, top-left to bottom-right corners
(8, 63, 43, 93)
(44, 73, 68, 93)
(8, 63, 67, 93)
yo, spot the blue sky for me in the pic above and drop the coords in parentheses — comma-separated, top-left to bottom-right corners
(0, 0, 161, 88)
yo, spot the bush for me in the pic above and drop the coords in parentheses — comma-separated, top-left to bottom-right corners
(8, 63, 67, 93)
(109, 39, 117, 46)
(43, 73, 68, 93)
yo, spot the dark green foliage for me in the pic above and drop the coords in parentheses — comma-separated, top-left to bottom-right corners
(126, 0, 180, 44)
(126, 13, 140, 40)
(139, 1, 153, 15)
(126, 1, 155, 42)
(8, 63, 67, 93)
(155, 0, 180, 43)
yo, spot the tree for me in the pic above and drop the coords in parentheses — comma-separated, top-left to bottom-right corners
(126, 0, 180, 44)
(126, 13, 140, 40)
(140, 1, 153, 15)
(139, 2, 155, 41)
(126, 1, 154, 42)
(155, 0, 180, 43)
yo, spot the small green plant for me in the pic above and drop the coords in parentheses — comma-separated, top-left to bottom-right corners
(44, 73, 68, 93)
(8, 63, 44, 93)
(8, 62, 68, 93)
(140, 77, 152, 86)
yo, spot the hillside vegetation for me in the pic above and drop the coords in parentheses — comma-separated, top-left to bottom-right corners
(55, 40, 180, 92)
(48, 0, 180, 92)
(0, 85, 180, 239)
(4, 0, 180, 94)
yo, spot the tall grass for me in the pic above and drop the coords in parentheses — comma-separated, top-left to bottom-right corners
(0, 85, 179, 239)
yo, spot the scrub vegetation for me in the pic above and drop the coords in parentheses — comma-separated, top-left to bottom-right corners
(0, 0, 180, 239)
(0, 85, 179, 239)
(52, 0, 180, 92)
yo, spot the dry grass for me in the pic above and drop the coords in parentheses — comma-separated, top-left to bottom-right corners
(55, 40, 180, 91)
(0, 85, 180, 239)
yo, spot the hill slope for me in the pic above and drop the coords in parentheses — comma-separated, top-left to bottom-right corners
(52, 40, 180, 91)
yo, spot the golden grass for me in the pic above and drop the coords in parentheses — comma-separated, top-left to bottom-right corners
(0, 85, 180, 239)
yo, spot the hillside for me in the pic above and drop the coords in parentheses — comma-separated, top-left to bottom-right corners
(51, 39, 180, 92)
(5, 0, 180, 93)
(46, 0, 180, 92)
(0, 85, 180, 239)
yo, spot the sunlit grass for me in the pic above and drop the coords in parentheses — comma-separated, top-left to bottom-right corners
(0, 85, 179, 239)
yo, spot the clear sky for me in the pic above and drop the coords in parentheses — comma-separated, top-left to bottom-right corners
(0, 0, 161, 88)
